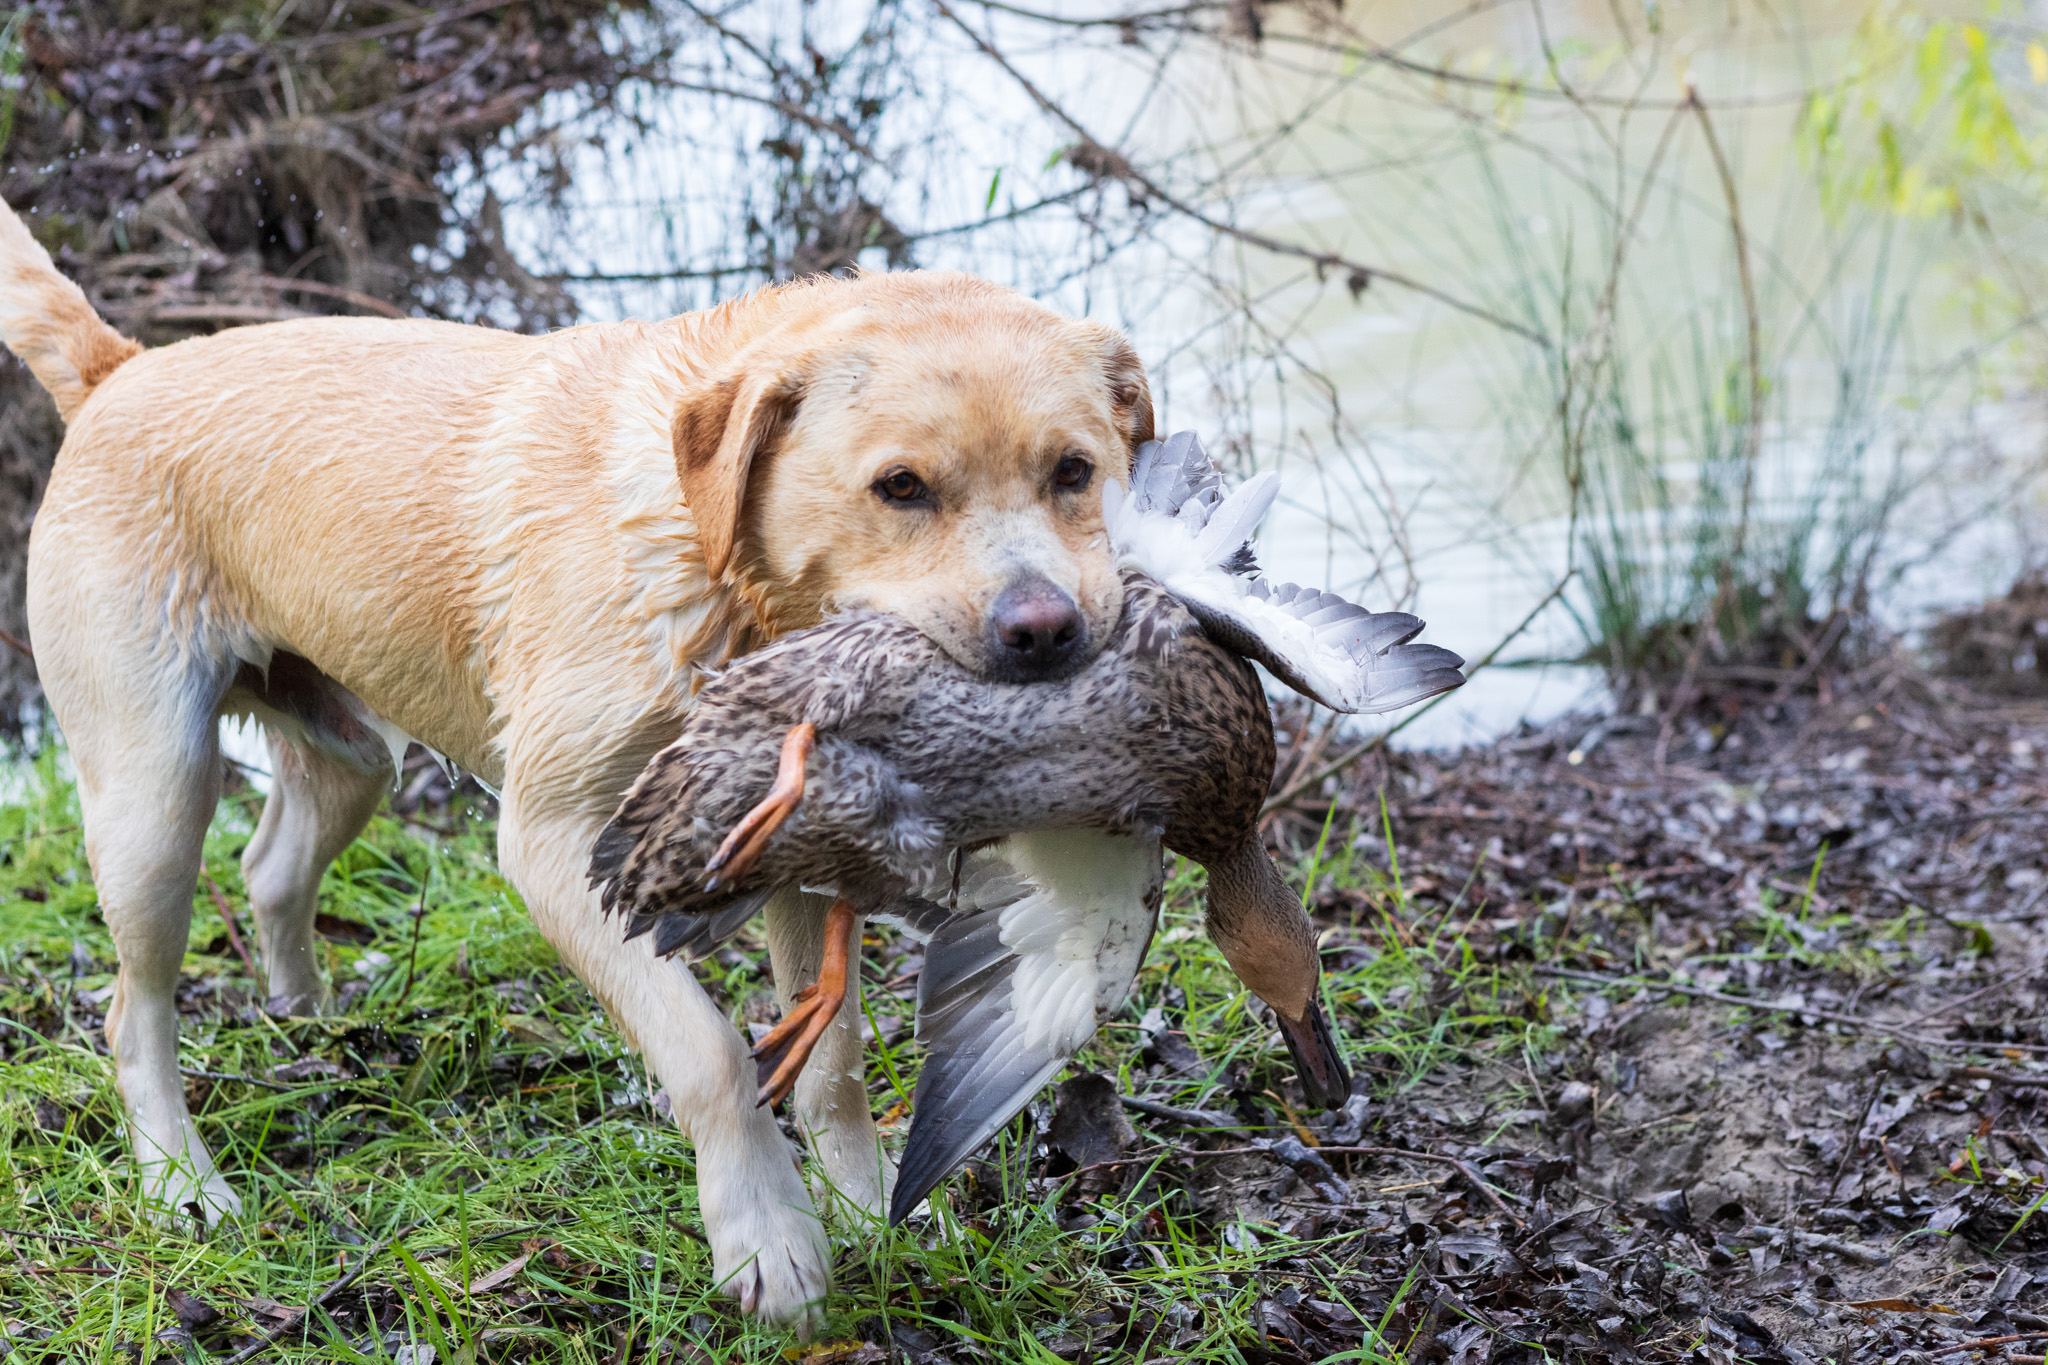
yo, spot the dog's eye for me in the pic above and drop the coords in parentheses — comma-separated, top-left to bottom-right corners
(1054, 454, 1092, 491)
(874, 468, 930, 505)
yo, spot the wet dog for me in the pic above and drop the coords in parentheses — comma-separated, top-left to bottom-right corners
(0, 198, 1151, 1327)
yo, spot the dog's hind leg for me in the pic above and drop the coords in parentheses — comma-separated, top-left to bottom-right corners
(497, 799, 829, 1331)
(34, 641, 240, 1223)
(240, 733, 387, 1014)
(765, 888, 895, 1225)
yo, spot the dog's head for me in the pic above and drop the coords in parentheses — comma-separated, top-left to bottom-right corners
(674, 272, 1153, 681)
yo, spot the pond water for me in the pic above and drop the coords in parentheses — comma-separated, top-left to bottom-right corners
(536, 1, 2045, 752)
(1105, 1, 2045, 746)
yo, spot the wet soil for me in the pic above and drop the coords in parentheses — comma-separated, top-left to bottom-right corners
(1226, 655, 2048, 1363)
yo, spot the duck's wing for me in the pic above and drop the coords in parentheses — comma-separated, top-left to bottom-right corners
(1129, 430, 1225, 517)
(1186, 578, 1468, 714)
(1105, 433, 1464, 714)
(889, 830, 1162, 1225)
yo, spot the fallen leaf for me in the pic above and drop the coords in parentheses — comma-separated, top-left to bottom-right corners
(1048, 1072, 1134, 1170)
(501, 1014, 572, 1054)
(238, 1295, 303, 1327)
(314, 913, 376, 944)
(165, 1287, 219, 1331)
(466, 1249, 536, 1294)
(782, 1342, 886, 1363)
(1850, 1299, 1956, 1314)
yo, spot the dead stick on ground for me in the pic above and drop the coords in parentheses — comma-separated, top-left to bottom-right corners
(1263, 572, 1576, 814)
(1931, 1333, 2048, 1357)
(1535, 966, 2048, 1054)
(221, 1183, 510, 1364)
(0, 626, 30, 660)
(1960, 1067, 2048, 1089)
(1120, 1133, 1526, 1224)
(1821, 1068, 1888, 1219)
(1903, 969, 2029, 1028)
(200, 871, 260, 981)
(395, 881, 432, 1008)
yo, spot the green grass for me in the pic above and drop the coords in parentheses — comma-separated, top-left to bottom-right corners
(0, 753, 1578, 1363)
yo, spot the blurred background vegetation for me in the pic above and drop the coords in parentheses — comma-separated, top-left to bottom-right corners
(4, 0, 2048, 744)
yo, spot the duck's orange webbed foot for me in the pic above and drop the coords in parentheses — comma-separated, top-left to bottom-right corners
(705, 722, 816, 891)
(752, 898, 856, 1108)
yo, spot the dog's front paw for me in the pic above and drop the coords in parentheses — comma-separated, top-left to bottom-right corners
(710, 1197, 830, 1335)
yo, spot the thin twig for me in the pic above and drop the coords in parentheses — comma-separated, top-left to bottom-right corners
(1686, 82, 1763, 567)
(0, 626, 30, 660)
(200, 871, 261, 981)
(1821, 1068, 1888, 1215)
(1902, 969, 2029, 1028)
(1536, 965, 2048, 1053)
(220, 1190, 493, 1364)
(1120, 1094, 1249, 1131)
(395, 885, 431, 1009)
(251, 275, 406, 319)
(1958, 1067, 2048, 1090)
(0, 1228, 123, 1251)
(932, 0, 1552, 349)
(1931, 1333, 2048, 1357)
(179, 1067, 302, 1093)
(1128, 1142, 1527, 1223)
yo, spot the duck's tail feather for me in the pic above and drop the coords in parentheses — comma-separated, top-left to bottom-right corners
(627, 890, 776, 961)
(589, 820, 638, 898)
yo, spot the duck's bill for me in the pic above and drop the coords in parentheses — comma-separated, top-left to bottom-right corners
(1276, 998, 1351, 1110)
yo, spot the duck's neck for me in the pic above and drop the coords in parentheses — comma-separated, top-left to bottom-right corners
(1203, 836, 1319, 1020)
(1204, 835, 1353, 1109)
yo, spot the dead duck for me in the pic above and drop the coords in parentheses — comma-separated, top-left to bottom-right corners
(589, 573, 1341, 1089)
(591, 432, 1463, 1220)
(590, 579, 1461, 1221)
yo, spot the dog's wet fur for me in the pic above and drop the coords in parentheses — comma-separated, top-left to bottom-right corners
(0, 194, 1152, 1331)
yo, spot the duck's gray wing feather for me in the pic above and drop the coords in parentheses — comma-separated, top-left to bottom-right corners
(1131, 430, 1222, 516)
(891, 911, 1065, 1225)
(1190, 471, 1279, 570)
(1189, 578, 1466, 714)
(891, 832, 1161, 1225)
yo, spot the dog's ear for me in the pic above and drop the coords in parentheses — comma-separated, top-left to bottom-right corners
(673, 367, 805, 580)
(1091, 326, 1154, 465)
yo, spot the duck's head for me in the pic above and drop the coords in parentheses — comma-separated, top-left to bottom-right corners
(1201, 838, 1352, 1110)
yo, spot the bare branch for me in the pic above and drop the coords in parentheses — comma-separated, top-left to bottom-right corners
(932, 0, 1553, 348)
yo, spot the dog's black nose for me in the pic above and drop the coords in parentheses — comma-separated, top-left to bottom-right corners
(988, 574, 1087, 680)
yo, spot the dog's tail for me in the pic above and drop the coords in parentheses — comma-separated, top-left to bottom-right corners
(0, 198, 139, 422)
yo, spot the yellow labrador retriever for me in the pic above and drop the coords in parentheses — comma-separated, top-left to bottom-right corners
(0, 199, 1151, 1326)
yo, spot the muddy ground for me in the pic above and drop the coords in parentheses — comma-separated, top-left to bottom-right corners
(1227, 654, 2048, 1363)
